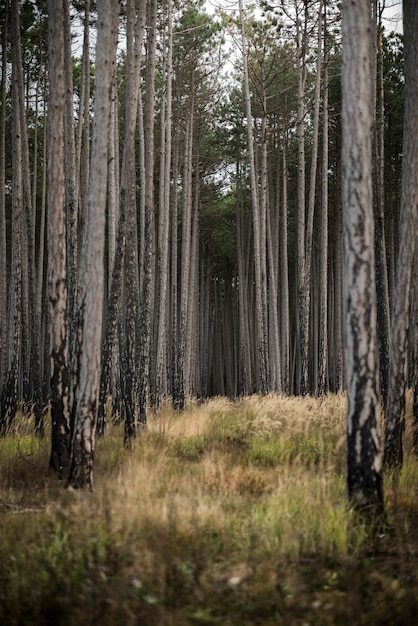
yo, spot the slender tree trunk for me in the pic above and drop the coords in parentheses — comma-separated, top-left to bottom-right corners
(266, 136, 281, 391)
(98, 4, 145, 438)
(304, 2, 322, 395)
(39, 98, 48, 406)
(1, 11, 22, 432)
(170, 139, 179, 402)
(120, 0, 145, 445)
(318, 2, 329, 395)
(138, 0, 157, 423)
(239, 0, 268, 394)
(0, 5, 8, 395)
(384, 0, 418, 469)
(155, 0, 174, 408)
(185, 178, 200, 396)
(333, 144, 344, 392)
(411, 251, 418, 453)
(47, 0, 71, 475)
(175, 109, 194, 409)
(69, 0, 119, 489)
(12, 0, 33, 405)
(30, 66, 44, 434)
(237, 160, 252, 395)
(373, 2, 390, 405)
(342, 0, 384, 515)
(280, 134, 290, 394)
(76, 0, 91, 256)
(294, 1, 308, 396)
(108, 74, 119, 291)
(63, 0, 78, 432)
(72, 0, 90, 426)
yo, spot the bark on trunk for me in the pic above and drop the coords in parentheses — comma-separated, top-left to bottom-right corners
(69, 0, 119, 489)
(138, 0, 157, 424)
(384, 0, 418, 468)
(342, 0, 384, 515)
(0, 8, 8, 395)
(47, 0, 71, 475)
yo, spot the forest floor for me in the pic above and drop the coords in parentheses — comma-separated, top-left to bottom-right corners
(0, 393, 417, 625)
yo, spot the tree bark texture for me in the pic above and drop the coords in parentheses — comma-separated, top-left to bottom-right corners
(342, 0, 384, 514)
(239, 0, 269, 394)
(69, 0, 119, 488)
(137, 0, 157, 423)
(0, 6, 8, 395)
(47, 0, 71, 475)
(384, 0, 418, 468)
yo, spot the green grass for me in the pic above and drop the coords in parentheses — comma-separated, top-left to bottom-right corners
(0, 393, 417, 625)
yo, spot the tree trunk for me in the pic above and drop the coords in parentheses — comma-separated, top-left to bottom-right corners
(294, 1, 308, 395)
(12, 0, 33, 406)
(155, 0, 174, 408)
(120, 0, 145, 445)
(384, 0, 418, 469)
(373, 2, 390, 405)
(411, 251, 418, 453)
(1, 8, 22, 432)
(71, 0, 91, 427)
(69, 0, 119, 489)
(175, 109, 194, 409)
(237, 160, 252, 395)
(342, 0, 384, 515)
(170, 139, 179, 402)
(280, 135, 290, 394)
(0, 6, 7, 395)
(77, 0, 91, 249)
(138, 0, 157, 423)
(305, 2, 322, 395)
(63, 0, 78, 433)
(239, 0, 268, 394)
(318, 1, 329, 395)
(47, 0, 71, 475)
(266, 136, 281, 392)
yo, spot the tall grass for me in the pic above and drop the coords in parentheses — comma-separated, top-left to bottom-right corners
(1, 393, 417, 625)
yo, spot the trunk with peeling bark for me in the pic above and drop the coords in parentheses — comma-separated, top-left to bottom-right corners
(342, 0, 384, 515)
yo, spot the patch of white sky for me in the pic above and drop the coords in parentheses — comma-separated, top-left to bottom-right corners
(381, 0, 402, 34)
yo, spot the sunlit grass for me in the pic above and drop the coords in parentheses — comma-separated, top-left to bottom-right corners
(1, 393, 417, 625)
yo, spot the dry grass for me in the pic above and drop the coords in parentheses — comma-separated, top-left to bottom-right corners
(0, 393, 417, 625)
